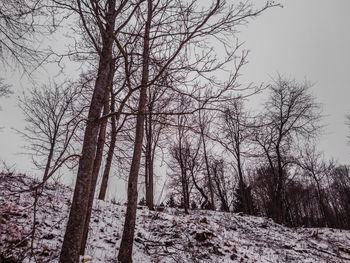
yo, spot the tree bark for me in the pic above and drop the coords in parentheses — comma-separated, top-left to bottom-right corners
(59, 1, 116, 261)
(145, 102, 154, 210)
(80, 64, 113, 255)
(98, 88, 117, 201)
(43, 141, 55, 182)
(201, 126, 215, 211)
(118, 1, 152, 262)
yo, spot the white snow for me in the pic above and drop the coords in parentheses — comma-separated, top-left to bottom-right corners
(1, 173, 350, 262)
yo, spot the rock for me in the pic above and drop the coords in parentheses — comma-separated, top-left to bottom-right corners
(43, 233, 55, 240)
(195, 231, 214, 242)
(282, 244, 293, 249)
(165, 241, 174, 247)
(259, 222, 268, 228)
(135, 237, 143, 243)
(105, 239, 116, 245)
(156, 207, 165, 212)
(200, 217, 208, 224)
(201, 241, 213, 247)
(213, 246, 224, 256)
(0, 254, 18, 263)
(172, 232, 180, 239)
(339, 246, 350, 254)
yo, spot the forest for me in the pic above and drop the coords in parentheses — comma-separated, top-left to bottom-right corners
(0, 0, 350, 263)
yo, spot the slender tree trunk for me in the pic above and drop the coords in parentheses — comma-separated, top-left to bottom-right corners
(236, 149, 251, 215)
(59, 2, 116, 261)
(118, 76, 147, 263)
(275, 145, 284, 224)
(98, 88, 117, 200)
(181, 167, 189, 214)
(213, 175, 229, 212)
(201, 133, 215, 210)
(145, 103, 154, 210)
(118, 1, 152, 262)
(80, 72, 112, 255)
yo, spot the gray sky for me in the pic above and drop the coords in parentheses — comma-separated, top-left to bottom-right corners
(239, 0, 350, 164)
(0, 0, 349, 175)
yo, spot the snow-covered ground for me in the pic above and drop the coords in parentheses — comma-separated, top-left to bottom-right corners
(1, 173, 350, 263)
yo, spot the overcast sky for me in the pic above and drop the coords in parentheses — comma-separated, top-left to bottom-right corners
(240, 0, 350, 164)
(0, 0, 349, 176)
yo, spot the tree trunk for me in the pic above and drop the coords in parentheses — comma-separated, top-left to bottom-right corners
(59, 2, 116, 261)
(201, 132, 215, 211)
(190, 168, 209, 209)
(118, 1, 152, 262)
(80, 69, 113, 255)
(145, 103, 154, 210)
(236, 150, 251, 215)
(43, 141, 55, 182)
(98, 88, 117, 201)
(59, 60, 112, 262)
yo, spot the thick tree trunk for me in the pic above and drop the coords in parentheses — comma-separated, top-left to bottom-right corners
(59, 60, 112, 262)
(43, 142, 55, 181)
(98, 89, 117, 201)
(80, 79, 112, 255)
(118, 1, 152, 262)
(59, 2, 116, 261)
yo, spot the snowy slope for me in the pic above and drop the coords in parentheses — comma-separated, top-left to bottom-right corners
(1, 173, 350, 263)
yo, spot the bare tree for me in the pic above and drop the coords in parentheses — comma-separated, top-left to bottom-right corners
(330, 165, 350, 228)
(80, 61, 115, 256)
(143, 87, 169, 210)
(17, 82, 83, 183)
(52, 0, 277, 261)
(58, 0, 139, 261)
(198, 108, 216, 210)
(168, 109, 197, 214)
(219, 98, 254, 214)
(254, 76, 322, 223)
(118, 1, 153, 260)
(210, 158, 232, 211)
(0, 0, 55, 69)
(296, 145, 336, 227)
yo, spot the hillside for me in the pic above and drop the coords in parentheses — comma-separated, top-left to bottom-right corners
(1, 173, 350, 263)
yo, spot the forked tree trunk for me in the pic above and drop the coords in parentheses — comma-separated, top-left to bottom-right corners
(80, 65, 113, 255)
(59, 2, 116, 261)
(59, 60, 113, 262)
(118, 1, 152, 262)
